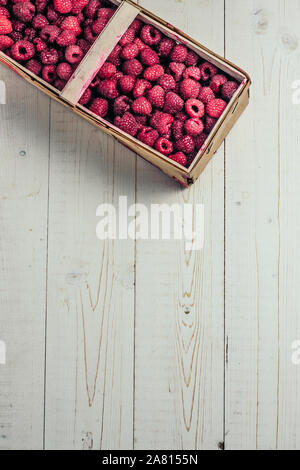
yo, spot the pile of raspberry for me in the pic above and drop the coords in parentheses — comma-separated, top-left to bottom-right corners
(80, 20, 239, 167)
(0, 0, 117, 89)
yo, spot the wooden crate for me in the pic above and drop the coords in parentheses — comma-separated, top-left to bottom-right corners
(0, 0, 251, 186)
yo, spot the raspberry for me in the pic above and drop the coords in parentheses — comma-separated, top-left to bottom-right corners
(60, 16, 81, 35)
(89, 97, 108, 117)
(78, 87, 92, 105)
(114, 112, 138, 137)
(185, 98, 205, 118)
(77, 38, 89, 53)
(0, 34, 13, 50)
(132, 96, 152, 115)
(175, 111, 188, 122)
(107, 44, 121, 66)
(85, 0, 100, 18)
(155, 137, 173, 155)
(130, 18, 142, 32)
(147, 85, 165, 109)
(206, 98, 227, 118)
(53, 0, 72, 14)
(84, 25, 97, 43)
(0, 14, 12, 33)
(25, 59, 41, 75)
(137, 127, 159, 147)
(33, 37, 47, 52)
(210, 74, 227, 93)
(98, 62, 116, 79)
(169, 152, 187, 166)
(72, 0, 89, 14)
(0, 7, 9, 17)
(172, 120, 184, 141)
(183, 66, 201, 81)
(185, 118, 204, 136)
(97, 7, 115, 21)
(150, 111, 174, 135)
(40, 25, 60, 43)
(12, 19, 25, 33)
(113, 95, 131, 115)
(41, 48, 59, 65)
(221, 80, 239, 101)
(205, 116, 217, 133)
(140, 47, 159, 66)
(140, 24, 161, 46)
(180, 79, 200, 100)
(42, 64, 56, 82)
(11, 39, 34, 60)
(158, 37, 174, 57)
(133, 37, 147, 51)
(185, 50, 199, 67)
(65, 44, 83, 64)
(170, 44, 187, 63)
(24, 27, 36, 41)
(144, 64, 164, 81)
(199, 61, 217, 81)
(10, 31, 22, 42)
(175, 135, 195, 154)
(92, 18, 107, 35)
(163, 91, 184, 114)
(89, 76, 100, 90)
(193, 133, 207, 150)
(36, 0, 47, 12)
(168, 62, 185, 81)
(198, 87, 215, 104)
(120, 42, 139, 60)
(56, 30, 77, 46)
(157, 74, 176, 92)
(56, 62, 72, 80)
(119, 27, 135, 46)
(122, 59, 142, 77)
(133, 79, 151, 98)
(13, 2, 35, 23)
(46, 5, 60, 23)
(54, 79, 66, 90)
(32, 13, 48, 29)
(118, 75, 135, 93)
(135, 115, 147, 129)
(98, 79, 119, 99)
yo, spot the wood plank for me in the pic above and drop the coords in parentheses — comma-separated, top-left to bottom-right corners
(134, 0, 225, 450)
(0, 68, 49, 449)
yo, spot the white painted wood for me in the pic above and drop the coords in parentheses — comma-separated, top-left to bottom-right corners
(0, 69, 49, 449)
(134, 0, 225, 450)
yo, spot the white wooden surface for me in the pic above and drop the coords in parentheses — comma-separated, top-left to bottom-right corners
(0, 0, 300, 450)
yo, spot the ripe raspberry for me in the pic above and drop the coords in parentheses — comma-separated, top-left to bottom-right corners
(199, 86, 215, 104)
(0, 0, 6, 4)
(33, 37, 47, 52)
(183, 66, 201, 81)
(130, 18, 142, 32)
(193, 132, 207, 150)
(113, 95, 132, 115)
(155, 137, 173, 156)
(71, 0, 88, 14)
(92, 18, 107, 35)
(42, 64, 56, 83)
(60, 16, 82, 35)
(78, 87, 92, 105)
(98, 62, 116, 79)
(118, 75, 135, 93)
(40, 25, 60, 43)
(0, 7, 9, 17)
(210, 74, 227, 93)
(114, 112, 138, 137)
(85, 0, 100, 19)
(41, 48, 59, 65)
(26, 59, 42, 75)
(140, 24, 161, 46)
(132, 96, 152, 115)
(140, 47, 159, 66)
(0, 14, 12, 33)
(175, 135, 195, 154)
(77, 38, 90, 53)
(150, 111, 174, 135)
(158, 37, 174, 57)
(172, 120, 184, 141)
(24, 26, 36, 41)
(199, 61, 217, 81)
(184, 118, 204, 136)
(32, 13, 48, 29)
(122, 59, 142, 77)
(163, 91, 184, 114)
(98, 79, 118, 99)
(12, 19, 25, 33)
(135, 115, 147, 129)
(147, 85, 165, 109)
(185, 98, 205, 118)
(11, 39, 34, 61)
(89, 97, 108, 117)
(169, 152, 187, 166)
(46, 5, 60, 23)
(56, 62, 72, 80)
(53, 0, 72, 14)
(221, 80, 239, 101)
(168, 62, 185, 81)
(10, 31, 22, 42)
(119, 27, 135, 46)
(53, 79, 66, 90)
(56, 30, 77, 46)
(137, 127, 159, 147)
(157, 74, 176, 92)
(0, 34, 13, 50)
(107, 44, 121, 66)
(170, 44, 187, 63)
(133, 37, 147, 51)
(175, 111, 188, 122)
(180, 79, 200, 100)
(120, 42, 139, 60)
(144, 64, 164, 81)
(84, 25, 97, 43)
(97, 7, 115, 21)
(133, 79, 151, 98)
(13, 2, 35, 23)
(205, 116, 217, 133)
(185, 50, 199, 67)
(206, 98, 226, 119)
(65, 44, 83, 64)
(36, 0, 47, 12)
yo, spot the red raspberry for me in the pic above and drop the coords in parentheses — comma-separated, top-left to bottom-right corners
(89, 97, 108, 117)
(150, 111, 174, 135)
(0, 14, 12, 33)
(112, 72, 124, 83)
(175, 135, 195, 154)
(158, 37, 174, 57)
(135, 115, 147, 129)
(24, 27, 36, 41)
(184, 118, 204, 136)
(114, 112, 138, 137)
(147, 85, 165, 109)
(120, 42, 139, 60)
(199, 61, 217, 81)
(133, 79, 151, 98)
(10, 31, 22, 42)
(84, 25, 97, 43)
(163, 91, 184, 114)
(185, 50, 199, 67)
(130, 18, 142, 32)
(118, 75, 135, 93)
(206, 98, 227, 118)
(210, 74, 227, 93)
(77, 38, 90, 53)
(26, 59, 41, 75)
(140, 24, 161, 46)
(107, 44, 121, 66)
(180, 79, 200, 100)
(46, 5, 61, 23)
(205, 116, 217, 133)
(53, 0, 72, 14)
(0, 7, 9, 17)
(172, 120, 184, 141)
(97, 7, 115, 21)
(42, 64, 56, 83)
(132, 96, 152, 115)
(65, 44, 83, 64)
(221, 80, 239, 101)
(185, 98, 205, 118)
(144, 64, 164, 81)
(36, 0, 47, 12)
(33, 37, 47, 52)
(32, 13, 48, 29)
(11, 39, 34, 61)
(12, 19, 25, 33)
(98, 62, 116, 79)
(92, 18, 107, 35)
(56, 62, 72, 80)
(157, 74, 176, 92)
(122, 59, 142, 77)
(137, 127, 158, 147)
(119, 27, 135, 46)
(140, 47, 159, 66)
(194, 133, 207, 150)
(113, 95, 132, 115)
(155, 137, 173, 156)
(199, 87, 215, 104)
(168, 62, 185, 81)
(170, 44, 187, 63)
(41, 48, 59, 65)
(40, 25, 60, 43)
(133, 37, 147, 51)
(60, 16, 81, 35)
(56, 30, 77, 46)
(0, 0, 6, 4)
(169, 152, 187, 166)
(13, 2, 35, 23)
(183, 66, 201, 81)
(72, 0, 89, 14)
(0, 34, 13, 50)
(175, 111, 188, 122)
(54, 79, 67, 90)
(98, 79, 119, 99)
(85, 0, 100, 18)
(78, 87, 92, 105)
